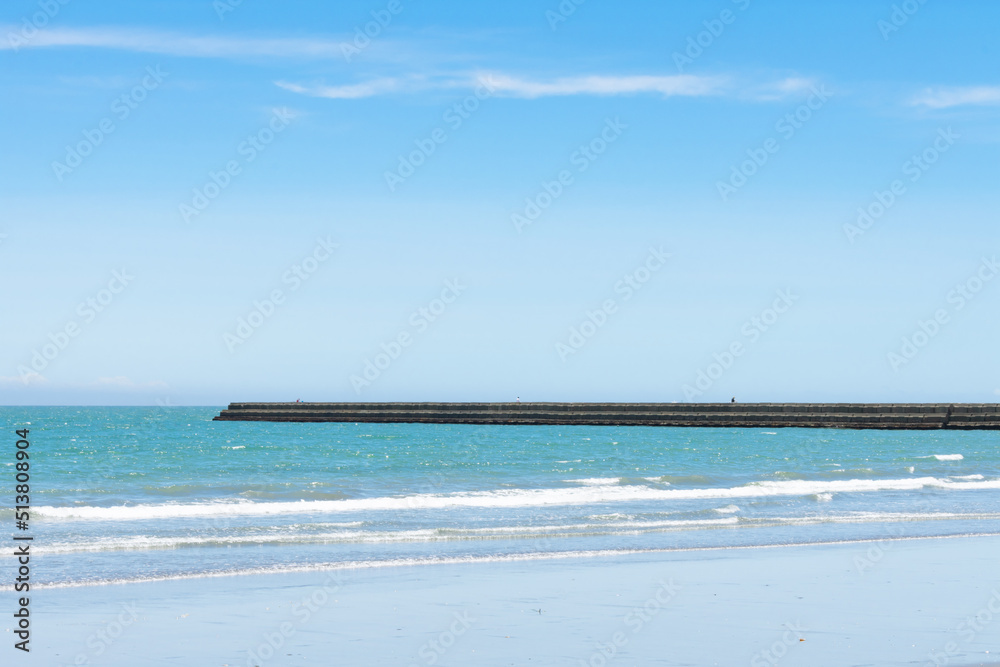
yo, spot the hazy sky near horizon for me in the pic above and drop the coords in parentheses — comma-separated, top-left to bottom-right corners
(1, 0, 998, 405)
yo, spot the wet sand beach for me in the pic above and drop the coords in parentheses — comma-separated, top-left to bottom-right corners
(26, 534, 1000, 667)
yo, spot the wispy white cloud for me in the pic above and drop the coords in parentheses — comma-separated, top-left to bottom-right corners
(276, 72, 754, 100)
(749, 76, 818, 101)
(276, 72, 825, 102)
(92, 376, 168, 389)
(483, 73, 725, 98)
(0, 26, 347, 58)
(911, 85, 1000, 109)
(3, 26, 817, 104)
(0, 373, 167, 390)
(0, 372, 47, 386)
(276, 78, 407, 99)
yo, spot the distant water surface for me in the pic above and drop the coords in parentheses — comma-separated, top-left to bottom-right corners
(3, 407, 998, 586)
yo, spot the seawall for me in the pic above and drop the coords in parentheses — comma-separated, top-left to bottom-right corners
(213, 402, 1000, 429)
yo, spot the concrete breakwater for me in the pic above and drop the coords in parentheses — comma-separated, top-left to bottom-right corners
(213, 402, 1000, 429)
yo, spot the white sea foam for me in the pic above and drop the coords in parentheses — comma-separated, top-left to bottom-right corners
(25, 518, 743, 555)
(932, 454, 964, 461)
(16, 512, 1000, 557)
(309, 521, 365, 528)
(33, 549, 668, 588)
(611, 517, 739, 529)
(714, 505, 740, 514)
(813, 493, 833, 502)
(569, 478, 622, 486)
(32, 476, 1000, 522)
(568, 477, 673, 486)
(34, 532, 1000, 589)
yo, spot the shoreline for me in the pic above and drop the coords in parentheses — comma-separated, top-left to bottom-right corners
(32, 530, 1000, 590)
(24, 534, 1000, 666)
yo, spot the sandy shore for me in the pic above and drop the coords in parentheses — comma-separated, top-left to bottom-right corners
(14, 535, 1000, 666)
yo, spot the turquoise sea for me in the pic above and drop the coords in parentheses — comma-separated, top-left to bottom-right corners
(3, 407, 999, 587)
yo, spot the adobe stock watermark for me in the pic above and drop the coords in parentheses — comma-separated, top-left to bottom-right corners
(682, 289, 798, 400)
(843, 127, 958, 244)
(384, 77, 497, 192)
(887, 256, 998, 372)
(15, 269, 134, 384)
(878, 0, 930, 41)
(214, 0, 245, 21)
(512, 117, 627, 232)
(577, 579, 681, 667)
(351, 279, 466, 393)
(717, 84, 831, 201)
(851, 503, 941, 576)
(223, 236, 338, 353)
(404, 470, 450, 508)
(852, 526, 913, 575)
(749, 622, 805, 667)
(245, 573, 345, 666)
(154, 396, 178, 415)
(55, 602, 141, 667)
(404, 426, 499, 508)
(179, 108, 295, 223)
(556, 246, 670, 361)
(340, 0, 404, 61)
(923, 588, 1000, 667)
(6, 0, 72, 50)
(51, 66, 168, 182)
(408, 610, 476, 667)
(546, 0, 587, 30)
(673, 0, 752, 72)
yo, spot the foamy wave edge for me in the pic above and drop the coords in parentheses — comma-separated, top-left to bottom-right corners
(35, 532, 1000, 589)
(23, 511, 1000, 555)
(33, 476, 1000, 521)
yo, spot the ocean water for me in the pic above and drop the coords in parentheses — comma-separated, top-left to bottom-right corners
(3, 407, 999, 587)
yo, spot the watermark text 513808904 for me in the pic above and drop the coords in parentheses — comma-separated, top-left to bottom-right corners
(13, 428, 33, 652)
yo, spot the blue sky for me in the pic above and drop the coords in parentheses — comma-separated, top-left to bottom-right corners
(1, 0, 998, 405)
